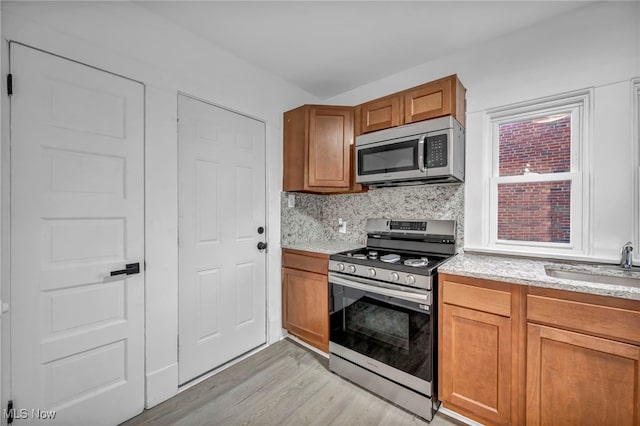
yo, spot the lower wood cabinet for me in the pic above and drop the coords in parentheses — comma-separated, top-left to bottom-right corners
(527, 323, 640, 425)
(526, 288, 640, 425)
(441, 304, 512, 424)
(282, 249, 329, 352)
(439, 273, 640, 426)
(439, 274, 520, 426)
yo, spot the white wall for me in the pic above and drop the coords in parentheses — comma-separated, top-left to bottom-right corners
(0, 1, 318, 410)
(328, 1, 640, 263)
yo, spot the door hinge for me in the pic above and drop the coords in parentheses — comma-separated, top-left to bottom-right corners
(7, 74, 13, 96)
(6, 399, 13, 424)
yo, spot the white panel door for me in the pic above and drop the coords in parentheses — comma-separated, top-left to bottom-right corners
(10, 44, 144, 425)
(178, 94, 266, 384)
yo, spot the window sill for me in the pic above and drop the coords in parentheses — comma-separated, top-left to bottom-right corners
(462, 245, 620, 265)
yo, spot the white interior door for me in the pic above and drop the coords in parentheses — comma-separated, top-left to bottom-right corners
(178, 94, 266, 384)
(9, 44, 144, 425)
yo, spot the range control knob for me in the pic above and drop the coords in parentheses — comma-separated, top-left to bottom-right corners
(368, 268, 376, 278)
(347, 265, 357, 274)
(390, 272, 400, 282)
(405, 275, 416, 285)
(337, 263, 345, 272)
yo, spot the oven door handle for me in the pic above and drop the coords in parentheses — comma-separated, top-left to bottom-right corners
(418, 135, 426, 173)
(329, 272, 431, 305)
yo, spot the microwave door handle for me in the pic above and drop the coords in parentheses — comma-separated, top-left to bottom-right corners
(418, 135, 426, 173)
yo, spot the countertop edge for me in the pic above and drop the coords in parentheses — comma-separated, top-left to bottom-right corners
(281, 241, 364, 255)
(439, 253, 640, 301)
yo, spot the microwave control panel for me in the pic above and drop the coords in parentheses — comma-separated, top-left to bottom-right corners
(425, 134, 448, 168)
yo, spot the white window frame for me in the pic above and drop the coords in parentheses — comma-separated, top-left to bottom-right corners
(484, 90, 592, 257)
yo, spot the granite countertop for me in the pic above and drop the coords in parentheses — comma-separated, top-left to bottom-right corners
(439, 252, 640, 301)
(282, 240, 364, 255)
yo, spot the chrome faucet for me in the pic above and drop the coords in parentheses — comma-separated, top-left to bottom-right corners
(620, 242, 634, 269)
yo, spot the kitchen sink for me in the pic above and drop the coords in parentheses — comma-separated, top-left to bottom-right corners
(544, 265, 640, 288)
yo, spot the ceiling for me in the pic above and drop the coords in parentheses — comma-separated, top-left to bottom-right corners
(138, 1, 593, 100)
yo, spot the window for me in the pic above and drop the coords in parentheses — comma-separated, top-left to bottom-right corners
(486, 91, 591, 255)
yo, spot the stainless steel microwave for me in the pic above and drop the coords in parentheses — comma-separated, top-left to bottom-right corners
(355, 116, 465, 186)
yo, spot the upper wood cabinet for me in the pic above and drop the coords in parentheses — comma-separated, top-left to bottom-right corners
(283, 105, 364, 194)
(404, 75, 465, 125)
(357, 74, 466, 135)
(359, 94, 403, 134)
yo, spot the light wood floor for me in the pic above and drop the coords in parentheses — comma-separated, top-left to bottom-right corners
(122, 339, 466, 426)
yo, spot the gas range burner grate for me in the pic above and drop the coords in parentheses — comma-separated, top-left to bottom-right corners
(351, 254, 367, 260)
(380, 254, 401, 263)
(404, 258, 429, 267)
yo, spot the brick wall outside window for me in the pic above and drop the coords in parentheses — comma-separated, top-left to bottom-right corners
(498, 181, 571, 243)
(497, 116, 571, 243)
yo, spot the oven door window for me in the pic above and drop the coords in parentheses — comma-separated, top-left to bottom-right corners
(330, 283, 432, 382)
(357, 139, 419, 176)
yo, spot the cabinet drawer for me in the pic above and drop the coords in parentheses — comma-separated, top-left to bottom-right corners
(282, 249, 328, 275)
(527, 294, 640, 345)
(442, 280, 511, 317)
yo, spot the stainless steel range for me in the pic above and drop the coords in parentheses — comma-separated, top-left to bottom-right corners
(328, 218, 456, 422)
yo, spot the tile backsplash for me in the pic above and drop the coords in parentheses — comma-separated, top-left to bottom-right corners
(281, 184, 464, 249)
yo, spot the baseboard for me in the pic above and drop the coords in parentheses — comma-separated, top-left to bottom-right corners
(285, 334, 329, 359)
(438, 406, 484, 426)
(177, 342, 270, 393)
(145, 362, 179, 409)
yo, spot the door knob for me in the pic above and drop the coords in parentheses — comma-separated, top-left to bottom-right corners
(110, 262, 140, 276)
(257, 242, 267, 250)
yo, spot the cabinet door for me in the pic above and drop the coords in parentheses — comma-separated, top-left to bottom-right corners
(360, 95, 402, 133)
(441, 304, 512, 425)
(282, 267, 329, 352)
(404, 78, 452, 124)
(307, 107, 352, 190)
(527, 324, 640, 426)
(283, 106, 306, 192)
